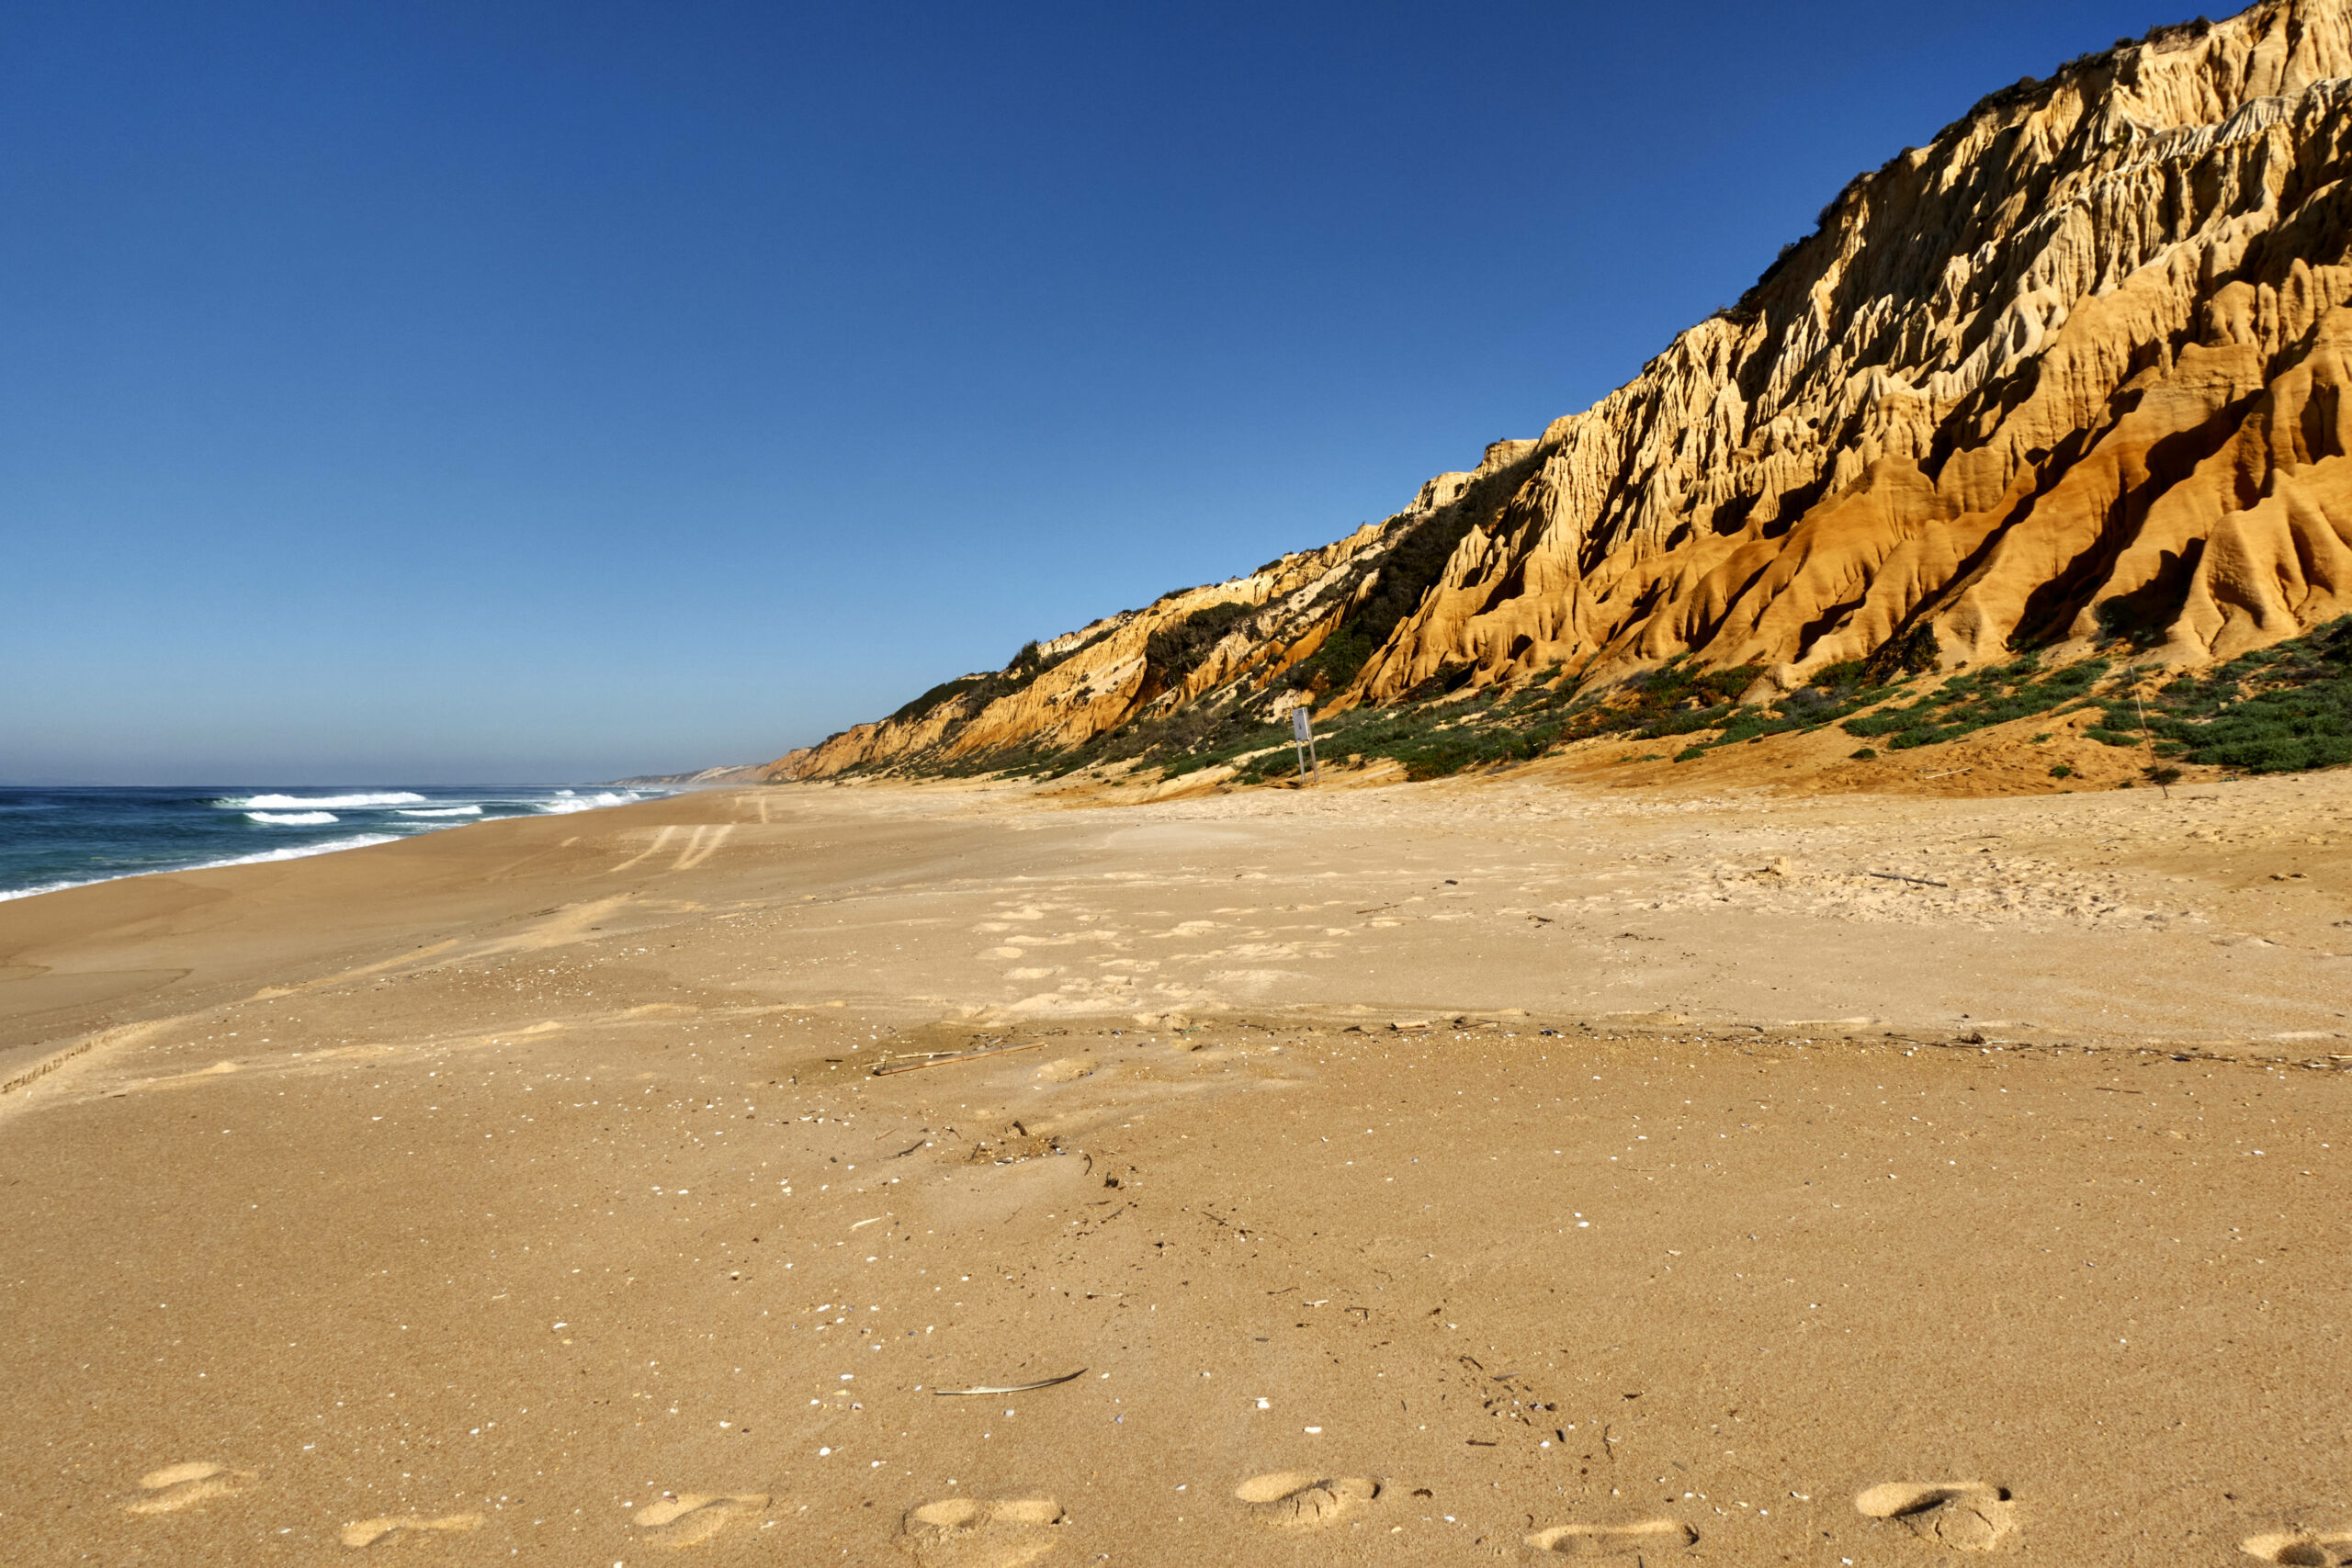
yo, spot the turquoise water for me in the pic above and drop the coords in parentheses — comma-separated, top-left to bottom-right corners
(0, 784, 663, 901)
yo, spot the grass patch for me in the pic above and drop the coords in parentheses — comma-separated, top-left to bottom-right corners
(1840, 656, 2109, 749)
(2102, 615, 2352, 773)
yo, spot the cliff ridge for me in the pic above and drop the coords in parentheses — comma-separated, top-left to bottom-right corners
(774, 0, 2352, 783)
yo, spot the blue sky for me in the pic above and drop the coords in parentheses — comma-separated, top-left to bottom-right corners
(2, 0, 2172, 783)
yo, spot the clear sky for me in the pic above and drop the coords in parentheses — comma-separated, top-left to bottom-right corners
(2, 0, 2174, 784)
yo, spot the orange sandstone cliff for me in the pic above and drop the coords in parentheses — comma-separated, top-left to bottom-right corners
(774, 0, 2352, 781)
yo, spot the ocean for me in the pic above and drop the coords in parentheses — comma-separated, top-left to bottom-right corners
(0, 784, 664, 902)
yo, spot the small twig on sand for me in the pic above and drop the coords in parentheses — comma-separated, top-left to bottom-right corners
(873, 1040, 1046, 1077)
(1917, 768, 1973, 780)
(1868, 871, 1950, 887)
(932, 1370, 1088, 1396)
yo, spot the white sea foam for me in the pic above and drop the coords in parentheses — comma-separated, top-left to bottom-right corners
(222, 792, 429, 809)
(0, 834, 404, 903)
(247, 810, 339, 825)
(396, 805, 482, 817)
(537, 790, 640, 815)
(0, 877, 105, 903)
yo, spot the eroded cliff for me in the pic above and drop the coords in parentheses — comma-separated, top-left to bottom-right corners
(774, 0, 2352, 782)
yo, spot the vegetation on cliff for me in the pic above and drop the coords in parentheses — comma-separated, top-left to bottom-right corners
(2121, 614, 2352, 771)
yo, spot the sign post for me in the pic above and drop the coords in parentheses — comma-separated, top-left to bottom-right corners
(1290, 705, 1318, 785)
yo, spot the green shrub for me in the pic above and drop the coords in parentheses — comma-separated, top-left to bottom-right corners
(1145, 602, 1253, 685)
(1809, 658, 1871, 688)
(2131, 616, 2350, 772)
(1843, 708, 1920, 738)
(882, 631, 1091, 728)
(1862, 624, 1941, 682)
(887, 674, 992, 726)
(1837, 656, 2114, 750)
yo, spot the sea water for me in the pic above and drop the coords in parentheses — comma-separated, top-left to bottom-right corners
(0, 784, 664, 901)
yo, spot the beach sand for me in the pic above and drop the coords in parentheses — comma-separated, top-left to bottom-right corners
(2, 773, 2347, 1565)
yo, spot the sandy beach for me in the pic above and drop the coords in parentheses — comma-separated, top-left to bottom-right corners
(3, 773, 2348, 1565)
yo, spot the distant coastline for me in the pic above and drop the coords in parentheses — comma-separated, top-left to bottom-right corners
(606, 763, 765, 788)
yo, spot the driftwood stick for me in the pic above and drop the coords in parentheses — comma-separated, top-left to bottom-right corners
(872, 1039, 1046, 1077)
(931, 1370, 1088, 1396)
(1868, 871, 1950, 887)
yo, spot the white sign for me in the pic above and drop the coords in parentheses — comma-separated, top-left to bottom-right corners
(1291, 706, 1313, 743)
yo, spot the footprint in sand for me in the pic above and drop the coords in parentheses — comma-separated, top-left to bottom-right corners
(122, 1461, 254, 1515)
(2244, 1529, 2352, 1565)
(1854, 1483, 2017, 1551)
(1234, 1472, 1382, 1529)
(632, 1492, 769, 1549)
(341, 1514, 483, 1548)
(1524, 1517, 1697, 1559)
(899, 1496, 1065, 1567)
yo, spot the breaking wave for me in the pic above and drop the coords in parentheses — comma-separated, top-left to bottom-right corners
(220, 792, 429, 810)
(537, 790, 640, 814)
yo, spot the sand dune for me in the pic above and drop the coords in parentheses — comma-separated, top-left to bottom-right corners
(1, 775, 2346, 1564)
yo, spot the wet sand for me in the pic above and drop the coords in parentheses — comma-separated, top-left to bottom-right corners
(2, 774, 2347, 1565)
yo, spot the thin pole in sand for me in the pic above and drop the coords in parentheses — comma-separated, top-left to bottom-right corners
(2133, 675, 2167, 798)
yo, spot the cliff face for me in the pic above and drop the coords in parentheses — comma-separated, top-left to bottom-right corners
(775, 0, 2352, 781)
